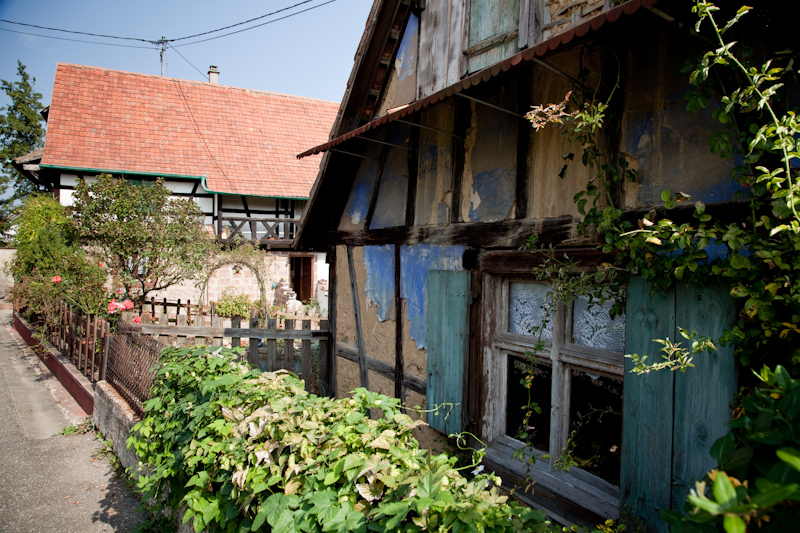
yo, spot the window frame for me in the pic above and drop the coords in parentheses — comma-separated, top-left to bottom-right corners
(480, 272, 624, 521)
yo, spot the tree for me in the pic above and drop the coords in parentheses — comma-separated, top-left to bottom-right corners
(0, 61, 46, 238)
(71, 174, 217, 306)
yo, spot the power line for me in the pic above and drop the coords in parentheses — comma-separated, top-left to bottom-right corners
(0, 18, 155, 43)
(169, 0, 319, 41)
(166, 44, 206, 79)
(173, 0, 339, 47)
(0, 27, 154, 49)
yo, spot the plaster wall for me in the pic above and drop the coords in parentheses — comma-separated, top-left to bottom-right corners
(621, 32, 738, 208)
(528, 49, 602, 219)
(415, 102, 456, 226)
(0, 248, 15, 294)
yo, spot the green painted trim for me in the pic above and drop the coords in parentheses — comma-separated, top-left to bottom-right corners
(41, 164, 309, 201)
(199, 175, 307, 201)
(40, 163, 204, 181)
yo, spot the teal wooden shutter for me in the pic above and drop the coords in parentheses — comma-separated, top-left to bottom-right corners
(620, 278, 675, 533)
(426, 270, 471, 435)
(621, 278, 736, 530)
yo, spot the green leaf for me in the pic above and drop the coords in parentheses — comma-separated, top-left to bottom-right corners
(713, 472, 738, 508)
(751, 483, 799, 508)
(777, 447, 800, 472)
(723, 515, 745, 533)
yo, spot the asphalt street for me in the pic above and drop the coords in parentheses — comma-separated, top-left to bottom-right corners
(0, 310, 146, 532)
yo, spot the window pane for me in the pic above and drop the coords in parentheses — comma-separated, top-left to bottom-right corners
(567, 369, 623, 485)
(508, 282, 553, 339)
(571, 295, 625, 352)
(506, 355, 551, 452)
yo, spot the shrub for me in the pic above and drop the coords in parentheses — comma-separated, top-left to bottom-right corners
(127, 346, 552, 532)
(10, 195, 107, 317)
(214, 287, 252, 319)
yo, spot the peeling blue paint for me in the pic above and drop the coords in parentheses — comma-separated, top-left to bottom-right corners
(397, 13, 418, 82)
(363, 245, 395, 321)
(400, 245, 465, 349)
(343, 159, 379, 226)
(469, 168, 515, 221)
(623, 87, 743, 206)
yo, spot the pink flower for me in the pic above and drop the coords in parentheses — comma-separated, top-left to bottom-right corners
(99, 262, 104, 267)
(52, 275, 62, 283)
(108, 302, 118, 314)
(123, 300, 133, 310)
(132, 316, 142, 324)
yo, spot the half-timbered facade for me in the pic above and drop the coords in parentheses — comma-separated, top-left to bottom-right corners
(295, 0, 755, 528)
(16, 63, 338, 305)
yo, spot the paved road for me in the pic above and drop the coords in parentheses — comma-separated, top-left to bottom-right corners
(0, 311, 146, 533)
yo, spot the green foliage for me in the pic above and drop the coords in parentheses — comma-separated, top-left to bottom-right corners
(72, 174, 216, 306)
(661, 365, 800, 531)
(56, 417, 94, 437)
(9, 195, 108, 317)
(214, 287, 252, 319)
(127, 345, 553, 532)
(0, 60, 46, 241)
(626, 328, 718, 375)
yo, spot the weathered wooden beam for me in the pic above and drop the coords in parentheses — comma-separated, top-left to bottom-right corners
(325, 246, 337, 396)
(336, 343, 426, 395)
(364, 148, 387, 230)
(394, 245, 404, 400)
(330, 216, 580, 248)
(346, 245, 370, 390)
(405, 122, 419, 227)
(478, 248, 615, 273)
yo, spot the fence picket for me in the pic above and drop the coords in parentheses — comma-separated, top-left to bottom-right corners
(212, 316, 223, 346)
(302, 320, 312, 391)
(177, 314, 188, 345)
(248, 310, 259, 366)
(318, 320, 329, 396)
(89, 314, 97, 380)
(231, 317, 241, 348)
(284, 319, 295, 371)
(267, 318, 277, 371)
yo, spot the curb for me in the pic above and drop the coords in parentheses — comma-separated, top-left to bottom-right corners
(13, 313, 95, 414)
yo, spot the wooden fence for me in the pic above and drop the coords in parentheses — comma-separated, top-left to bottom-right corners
(45, 302, 112, 383)
(107, 313, 330, 416)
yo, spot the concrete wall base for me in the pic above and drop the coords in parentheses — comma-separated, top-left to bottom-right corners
(93, 381, 141, 472)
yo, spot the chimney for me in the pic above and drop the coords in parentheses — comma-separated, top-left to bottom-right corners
(208, 65, 219, 84)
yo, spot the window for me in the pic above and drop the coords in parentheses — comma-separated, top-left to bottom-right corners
(482, 275, 625, 522)
(464, 0, 522, 73)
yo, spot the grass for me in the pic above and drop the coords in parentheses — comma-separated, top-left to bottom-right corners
(55, 417, 94, 436)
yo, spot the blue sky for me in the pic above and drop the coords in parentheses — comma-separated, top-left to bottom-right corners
(0, 0, 374, 109)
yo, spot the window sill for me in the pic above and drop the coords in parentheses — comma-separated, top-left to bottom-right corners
(483, 435, 619, 525)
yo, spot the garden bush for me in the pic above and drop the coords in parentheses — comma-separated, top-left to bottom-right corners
(127, 345, 554, 532)
(214, 287, 253, 319)
(10, 194, 108, 317)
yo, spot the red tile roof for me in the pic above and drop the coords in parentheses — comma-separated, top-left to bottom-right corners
(41, 64, 339, 198)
